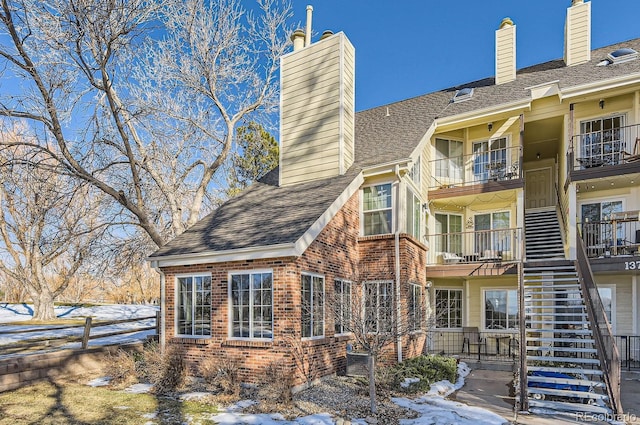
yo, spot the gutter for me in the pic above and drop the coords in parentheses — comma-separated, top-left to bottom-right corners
(559, 72, 640, 100)
(394, 164, 403, 363)
(150, 261, 166, 354)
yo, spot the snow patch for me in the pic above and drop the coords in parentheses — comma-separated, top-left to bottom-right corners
(87, 376, 111, 387)
(124, 383, 153, 394)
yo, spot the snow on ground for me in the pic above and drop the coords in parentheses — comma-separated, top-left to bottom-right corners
(0, 303, 158, 352)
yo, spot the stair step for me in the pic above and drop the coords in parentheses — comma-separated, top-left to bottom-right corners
(523, 281, 579, 286)
(526, 355, 600, 365)
(528, 365, 603, 376)
(526, 345, 597, 354)
(526, 314, 588, 319)
(527, 337, 595, 344)
(525, 290, 582, 296)
(524, 267, 575, 273)
(527, 386, 608, 401)
(527, 375, 604, 388)
(526, 328, 591, 335)
(526, 320, 588, 325)
(525, 304, 586, 309)
(527, 399, 610, 415)
(525, 297, 585, 303)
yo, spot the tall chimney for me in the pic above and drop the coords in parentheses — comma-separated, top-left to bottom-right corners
(279, 31, 355, 186)
(564, 0, 591, 66)
(495, 17, 516, 85)
(305, 5, 313, 47)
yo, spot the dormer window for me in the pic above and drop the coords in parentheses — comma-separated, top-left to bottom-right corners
(452, 88, 474, 103)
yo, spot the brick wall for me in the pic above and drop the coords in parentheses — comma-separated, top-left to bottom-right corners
(160, 193, 429, 386)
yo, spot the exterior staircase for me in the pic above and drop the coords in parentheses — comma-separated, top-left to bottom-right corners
(522, 209, 611, 415)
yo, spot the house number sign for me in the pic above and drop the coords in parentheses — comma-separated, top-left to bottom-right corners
(624, 260, 640, 270)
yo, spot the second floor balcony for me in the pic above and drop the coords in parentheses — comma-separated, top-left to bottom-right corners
(426, 227, 522, 266)
(568, 123, 640, 181)
(580, 212, 640, 259)
(428, 145, 522, 198)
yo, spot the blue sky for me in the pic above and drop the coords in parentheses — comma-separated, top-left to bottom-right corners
(289, 1, 640, 111)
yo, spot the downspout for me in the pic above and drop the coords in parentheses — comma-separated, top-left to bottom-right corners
(394, 164, 403, 363)
(151, 261, 166, 354)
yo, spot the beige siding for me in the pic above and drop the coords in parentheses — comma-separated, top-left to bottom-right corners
(280, 33, 355, 186)
(594, 274, 635, 334)
(564, 1, 591, 66)
(495, 24, 516, 85)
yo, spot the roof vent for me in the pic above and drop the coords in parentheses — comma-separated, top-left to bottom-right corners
(607, 48, 638, 64)
(452, 87, 474, 103)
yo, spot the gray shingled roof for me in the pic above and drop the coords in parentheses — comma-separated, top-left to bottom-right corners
(354, 38, 640, 168)
(151, 166, 361, 257)
(152, 37, 640, 259)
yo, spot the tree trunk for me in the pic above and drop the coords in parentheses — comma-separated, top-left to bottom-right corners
(30, 286, 57, 321)
(368, 353, 377, 414)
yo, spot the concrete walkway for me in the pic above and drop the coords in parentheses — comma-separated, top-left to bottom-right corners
(452, 368, 640, 425)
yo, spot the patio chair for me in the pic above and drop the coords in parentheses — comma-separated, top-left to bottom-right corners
(461, 326, 487, 356)
(622, 137, 640, 163)
(441, 252, 463, 264)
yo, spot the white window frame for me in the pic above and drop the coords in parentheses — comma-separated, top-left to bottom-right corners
(579, 198, 625, 247)
(361, 182, 394, 236)
(227, 269, 274, 340)
(471, 136, 509, 182)
(578, 114, 626, 165)
(482, 288, 519, 332)
(409, 283, 424, 332)
(175, 272, 212, 338)
(434, 288, 463, 329)
(364, 281, 394, 334)
(434, 138, 463, 180)
(302, 272, 325, 340)
(405, 187, 422, 241)
(434, 213, 463, 255)
(408, 156, 421, 185)
(334, 278, 352, 335)
(597, 285, 616, 333)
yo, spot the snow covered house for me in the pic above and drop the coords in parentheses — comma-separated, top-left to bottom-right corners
(149, 0, 640, 415)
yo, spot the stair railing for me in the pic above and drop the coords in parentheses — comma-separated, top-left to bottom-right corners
(575, 235, 623, 415)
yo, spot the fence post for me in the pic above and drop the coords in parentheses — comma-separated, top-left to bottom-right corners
(82, 317, 92, 349)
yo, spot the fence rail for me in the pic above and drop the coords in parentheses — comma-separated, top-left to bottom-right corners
(579, 216, 640, 258)
(0, 313, 158, 355)
(569, 123, 640, 171)
(425, 329, 518, 363)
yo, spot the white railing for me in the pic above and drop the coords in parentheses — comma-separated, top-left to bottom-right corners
(426, 228, 522, 265)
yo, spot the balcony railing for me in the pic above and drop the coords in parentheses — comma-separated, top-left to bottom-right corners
(426, 227, 522, 265)
(426, 329, 518, 363)
(568, 123, 640, 171)
(578, 212, 640, 258)
(429, 145, 522, 190)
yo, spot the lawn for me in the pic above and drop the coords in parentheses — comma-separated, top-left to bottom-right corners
(0, 375, 219, 425)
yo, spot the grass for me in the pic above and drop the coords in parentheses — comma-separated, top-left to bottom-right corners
(0, 376, 220, 425)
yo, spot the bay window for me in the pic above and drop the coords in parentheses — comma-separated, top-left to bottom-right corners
(363, 183, 393, 235)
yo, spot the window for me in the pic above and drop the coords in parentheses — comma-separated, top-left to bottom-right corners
(434, 214, 463, 255)
(302, 273, 324, 338)
(453, 87, 474, 103)
(435, 289, 462, 328)
(607, 48, 638, 64)
(363, 183, 393, 235)
(406, 188, 422, 240)
(408, 157, 421, 184)
(473, 138, 507, 182)
(364, 281, 393, 333)
(597, 286, 615, 332)
(580, 115, 625, 166)
(474, 211, 510, 255)
(408, 284, 424, 331)
(484, 289, 518, 330)
(435, 138, 463, 179)
(581, 201, 623, 247)
(334, 279, 352, 335)
(230, 271, 273, 339)
(177, 274, 212, 337)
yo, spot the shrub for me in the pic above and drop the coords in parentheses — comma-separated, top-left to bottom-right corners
(259, 361, 294, 404)
(381, 355, 458, 393)
(144, 343, 187, 394)
(104, 348, 138, 388)
(198, 355, 241, 395)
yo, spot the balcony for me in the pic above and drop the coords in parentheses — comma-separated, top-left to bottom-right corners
(568, 124, 640, 181)
(426, 227, 522, 266)
(428, 146, 522, 199)
(579, 211, 640, 258)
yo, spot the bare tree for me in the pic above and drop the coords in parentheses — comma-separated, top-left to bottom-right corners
(0, 135, 106, 320)
(0, 0, 293, 255)
(329, 271, 425, 414)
